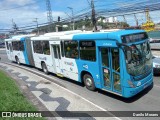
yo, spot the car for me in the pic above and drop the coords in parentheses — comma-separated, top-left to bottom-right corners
(152, 56, 160, 75)
(150, 38, 160, 50)
(0, 42, 5, 48)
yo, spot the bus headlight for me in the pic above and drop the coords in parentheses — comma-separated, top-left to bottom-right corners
(128, 80, 136, 88)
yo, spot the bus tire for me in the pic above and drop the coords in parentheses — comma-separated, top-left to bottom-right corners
(83, 74, 95, 91)
(15, 57, 20, 65)
(42, 62, 49, 75)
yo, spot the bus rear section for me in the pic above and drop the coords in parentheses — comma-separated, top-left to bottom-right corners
(5, 35, 35, 66)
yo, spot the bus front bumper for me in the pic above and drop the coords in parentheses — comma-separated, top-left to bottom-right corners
(123, 77, 153, 98)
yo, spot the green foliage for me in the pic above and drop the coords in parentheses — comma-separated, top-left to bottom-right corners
(0, 70, 45, 120)
(32, 17, 130, 33)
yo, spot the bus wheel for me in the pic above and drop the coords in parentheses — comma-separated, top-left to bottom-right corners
(83, 74, 95, 91)
(16, 57, 20, 65)
(42, 63, 49, 74)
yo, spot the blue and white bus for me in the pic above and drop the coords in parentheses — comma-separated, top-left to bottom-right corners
(5, 34, 36, 65)
(5, 30, 153, 98)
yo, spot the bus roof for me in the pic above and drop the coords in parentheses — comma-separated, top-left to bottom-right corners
(31, 30, 83, 41)
(43, 30, 82, 37)
(5, 34, 36, 41)
(31, 29, 146, 42)
(72, 29, 145, 41)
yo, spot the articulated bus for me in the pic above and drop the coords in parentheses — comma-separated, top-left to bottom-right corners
(5, 30, 153, 98)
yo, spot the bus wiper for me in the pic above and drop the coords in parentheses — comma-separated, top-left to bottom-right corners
(116, 42, 131, 49)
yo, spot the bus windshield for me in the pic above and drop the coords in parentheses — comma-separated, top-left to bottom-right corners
(124, 42, 152, 76)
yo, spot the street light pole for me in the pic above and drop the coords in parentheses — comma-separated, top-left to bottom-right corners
(33, 18, 39, 35)
(67, 7, 74, 30)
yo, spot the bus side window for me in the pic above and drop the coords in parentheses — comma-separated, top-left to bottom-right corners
(19, 41, 24, 51)
(12, 41, 19, 51)
(33, 41, 43, 54)
(112, 48, 121, 92)
(112, 49, 120, 72)
(101, 48, 109, 66)
(60, 41, 64, 57)
(80, 41, 96, 61)
(43, 41, 50, 55)
(53, 46, 58, 59)
(64, 41, 78, 59)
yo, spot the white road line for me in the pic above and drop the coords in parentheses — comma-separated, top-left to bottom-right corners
(154, 85, 160, 88)
(0, 48, 6, 50)
(1, 63, 121, 120)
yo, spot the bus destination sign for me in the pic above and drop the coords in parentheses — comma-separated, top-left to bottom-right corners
(121, 32, 148, 43)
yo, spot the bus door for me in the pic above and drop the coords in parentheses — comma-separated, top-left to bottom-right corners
(52, 44, 63, 75)
(100, 47, 122, 94)
(8, 42, 14, 60)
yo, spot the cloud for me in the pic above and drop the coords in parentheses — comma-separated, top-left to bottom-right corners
(0, 0, 75, 30)
(0, 9, 66, 29)
(3, 0, 35, 6)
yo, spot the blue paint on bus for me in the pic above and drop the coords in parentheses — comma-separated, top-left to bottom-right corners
(73, 30, 153, 98)
(20, 37, 30, 65)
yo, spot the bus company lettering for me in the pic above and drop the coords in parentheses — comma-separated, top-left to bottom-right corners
(64, 61, 74, 66)
(39, 57, 46, 61)
(103, 43, 112, 46)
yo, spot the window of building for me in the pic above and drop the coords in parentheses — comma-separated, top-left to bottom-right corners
(64, 41, 78, 59)
(80, 41, 96, 61)
(42, 41, 50, 55)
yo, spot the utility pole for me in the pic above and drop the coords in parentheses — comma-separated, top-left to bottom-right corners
(12, 19, 18, 35)
(91, 0, 97, 31)
(134, 14, 138, 26)
(122, 15, 127, 28)
(67, 7, 74, 30)
(46, 0, 53, 32)
(33, 18, 39, 35)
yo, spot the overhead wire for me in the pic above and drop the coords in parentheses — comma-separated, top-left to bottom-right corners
(0, 0, 160, 32)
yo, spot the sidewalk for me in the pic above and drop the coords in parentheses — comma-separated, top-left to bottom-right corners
(0, 63, 119, 120)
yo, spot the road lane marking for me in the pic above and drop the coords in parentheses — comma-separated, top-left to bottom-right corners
(154, 85, 160, 88)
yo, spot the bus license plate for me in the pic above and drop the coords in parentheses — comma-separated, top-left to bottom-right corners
(144, 83, 148, 89)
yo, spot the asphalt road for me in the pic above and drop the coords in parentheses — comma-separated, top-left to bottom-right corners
(0, 48, 160, 120)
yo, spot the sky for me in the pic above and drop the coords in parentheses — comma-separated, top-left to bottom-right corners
(0, 0, 160, 32)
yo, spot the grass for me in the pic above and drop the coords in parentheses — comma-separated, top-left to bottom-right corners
(0, 70, 45, 120)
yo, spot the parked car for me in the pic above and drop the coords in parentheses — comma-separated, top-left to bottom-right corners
(0, 42, 5, 48)
(150, 38, 160, 50)
(152, 56, 160, 75)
